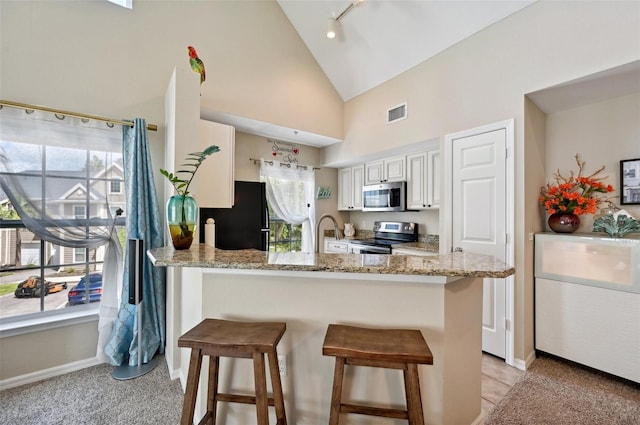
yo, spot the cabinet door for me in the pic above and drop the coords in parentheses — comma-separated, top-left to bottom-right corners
(384, 155, 406, 182)
(197, 120, 235, 208)
(351, 165, 364, 210)
(338, 167, 353, 210)
(406, 153, 426, 209)
(324, 239, 350, 253)
(427, 150, 440, 208)
(364, 160, 384, 184)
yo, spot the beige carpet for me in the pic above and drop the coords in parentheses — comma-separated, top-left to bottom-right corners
(0, 357, 183, 425)
(484, 355, 640, 425)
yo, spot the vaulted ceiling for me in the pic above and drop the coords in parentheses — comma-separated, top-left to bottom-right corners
(277, 0, 536, 101)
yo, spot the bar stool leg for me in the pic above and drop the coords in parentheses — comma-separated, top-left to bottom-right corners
(253, 352, 269, 425)
(181, 348, 203, 425)
(204, 356, 220, 425)
(328, 357, 346, 425)
(404, 363, 425, 425)
(267, 349, 288, 425)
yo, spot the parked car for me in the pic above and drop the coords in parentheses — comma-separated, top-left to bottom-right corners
(67, 273, 102, 305)
(14, 276, 67, 298)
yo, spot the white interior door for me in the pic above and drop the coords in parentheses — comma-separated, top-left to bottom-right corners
(452, 128, 507, 358)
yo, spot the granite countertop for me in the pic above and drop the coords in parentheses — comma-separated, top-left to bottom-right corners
(148, 244, 514, 278)
(392, 241, 440, 253)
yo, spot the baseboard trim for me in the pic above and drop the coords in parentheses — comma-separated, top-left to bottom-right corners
(512, 350, 537, 371)
(0, 356, 102, 391)
(470, 412, 484, 425)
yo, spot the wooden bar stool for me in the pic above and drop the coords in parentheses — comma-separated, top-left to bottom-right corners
(322, 324, 433, 425)
(178, 318, 287, 425)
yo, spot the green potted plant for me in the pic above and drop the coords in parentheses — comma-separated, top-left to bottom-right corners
(160, 145, 219, 249)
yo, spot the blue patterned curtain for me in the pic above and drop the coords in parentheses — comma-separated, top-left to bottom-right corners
(103, 119, 166, 366)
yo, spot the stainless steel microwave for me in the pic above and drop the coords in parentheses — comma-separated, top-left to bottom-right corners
(362, 181, 406, 212)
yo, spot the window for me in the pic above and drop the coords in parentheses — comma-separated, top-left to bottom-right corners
(260, 159, 316, 253)
(110, 180, 121, 194)
(0, 107, 124, 320)
(74, 205, 87, 219)
(73, 248, 86, 263)
(268, 216, 303, 252)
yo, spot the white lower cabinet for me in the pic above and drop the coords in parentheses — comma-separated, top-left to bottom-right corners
(534, 233, 640, 383)
(323, 239, 349, 254)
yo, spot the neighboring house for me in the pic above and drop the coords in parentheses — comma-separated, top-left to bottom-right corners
(0, 162, 124, 270)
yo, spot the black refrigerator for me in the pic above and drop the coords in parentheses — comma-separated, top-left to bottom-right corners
(199, 181, 269, 251)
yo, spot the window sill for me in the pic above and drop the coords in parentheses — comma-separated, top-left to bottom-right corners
(0, 304, 100, 338)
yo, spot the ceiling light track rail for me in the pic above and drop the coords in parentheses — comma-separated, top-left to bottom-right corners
(0, 99, 158, 132)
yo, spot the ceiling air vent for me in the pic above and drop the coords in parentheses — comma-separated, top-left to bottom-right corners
(387, 102, 407, 124)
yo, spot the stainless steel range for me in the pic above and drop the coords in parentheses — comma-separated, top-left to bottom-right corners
(349, 221, 418, 254)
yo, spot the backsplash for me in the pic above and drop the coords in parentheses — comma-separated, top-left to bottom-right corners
(324, 229, 439, 245)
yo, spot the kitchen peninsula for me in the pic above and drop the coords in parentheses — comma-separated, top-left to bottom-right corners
(148, 244, 514, 425)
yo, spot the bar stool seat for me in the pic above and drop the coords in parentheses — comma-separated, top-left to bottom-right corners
(322, 324, 433, 425)
(178, 318, 287, 425)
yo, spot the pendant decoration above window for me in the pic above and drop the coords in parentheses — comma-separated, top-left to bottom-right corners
(268, 138, 300, 164)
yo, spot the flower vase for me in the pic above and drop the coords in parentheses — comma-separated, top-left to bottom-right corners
(548, 212, 580, 233)
(167, 195, 198, 249)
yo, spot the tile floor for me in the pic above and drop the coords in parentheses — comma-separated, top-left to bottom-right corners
(479, 353, 525, 423)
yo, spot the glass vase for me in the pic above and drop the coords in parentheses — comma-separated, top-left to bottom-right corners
(548, 212, 580, 233)
(167, 195, 198, 250)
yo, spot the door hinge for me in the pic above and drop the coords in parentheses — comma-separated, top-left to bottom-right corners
(505, 233, 509, 244)
(505, 147, 508, 159)
(505, 318, 510, 331)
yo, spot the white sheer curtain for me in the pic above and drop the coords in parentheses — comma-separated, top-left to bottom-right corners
(260, 159, 316, 253)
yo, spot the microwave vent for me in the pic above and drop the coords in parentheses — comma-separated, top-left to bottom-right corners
(387, 102, 407, 124)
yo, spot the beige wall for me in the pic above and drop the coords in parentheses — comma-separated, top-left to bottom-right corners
(0, 1, 342, 141)
(523, 97, 547, 362)
(234, 131, 346, 238)
(2, 0, 639, 380)
(0, 0, 342, 380)
(544, 92, 640, 231)
(323, 0, 640, 363)
(0, 321, 98, 381)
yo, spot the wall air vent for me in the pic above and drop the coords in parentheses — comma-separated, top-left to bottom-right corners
(387, 102, 407, 124)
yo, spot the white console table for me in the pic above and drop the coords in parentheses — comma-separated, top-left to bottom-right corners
(534, 233, 640, 383)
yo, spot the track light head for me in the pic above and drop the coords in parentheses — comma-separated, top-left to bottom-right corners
(326, 18, 337, 39)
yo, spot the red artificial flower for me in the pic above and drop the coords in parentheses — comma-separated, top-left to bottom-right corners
(539, 155, 615, 216)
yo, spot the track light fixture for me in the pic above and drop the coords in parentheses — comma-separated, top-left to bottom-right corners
(327, 18, 338, 39)
(326, 0, 365, 39)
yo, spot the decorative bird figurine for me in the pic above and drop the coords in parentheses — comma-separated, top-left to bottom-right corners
(187, 46, 205, 85)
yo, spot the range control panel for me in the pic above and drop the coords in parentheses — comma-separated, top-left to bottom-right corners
(373, 221, 417, 235)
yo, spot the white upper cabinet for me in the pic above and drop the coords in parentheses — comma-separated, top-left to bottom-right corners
(427, 150, 440, 209)
(407, 153, 427, 209)
(338, 165, 364, 211)
(406, 150, 440, 210)
(364, 155, 406, 184)
(197, 119, 235, 208)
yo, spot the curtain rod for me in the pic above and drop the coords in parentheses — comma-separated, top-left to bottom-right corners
(0, 99, 158, 132)
(250, 158, 320, 171)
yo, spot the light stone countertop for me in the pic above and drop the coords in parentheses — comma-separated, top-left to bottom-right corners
(391, 241, 440, 253)
(148, 244, 514, 278)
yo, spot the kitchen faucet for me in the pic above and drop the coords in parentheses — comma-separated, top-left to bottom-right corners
(316, 213, 341, 253)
